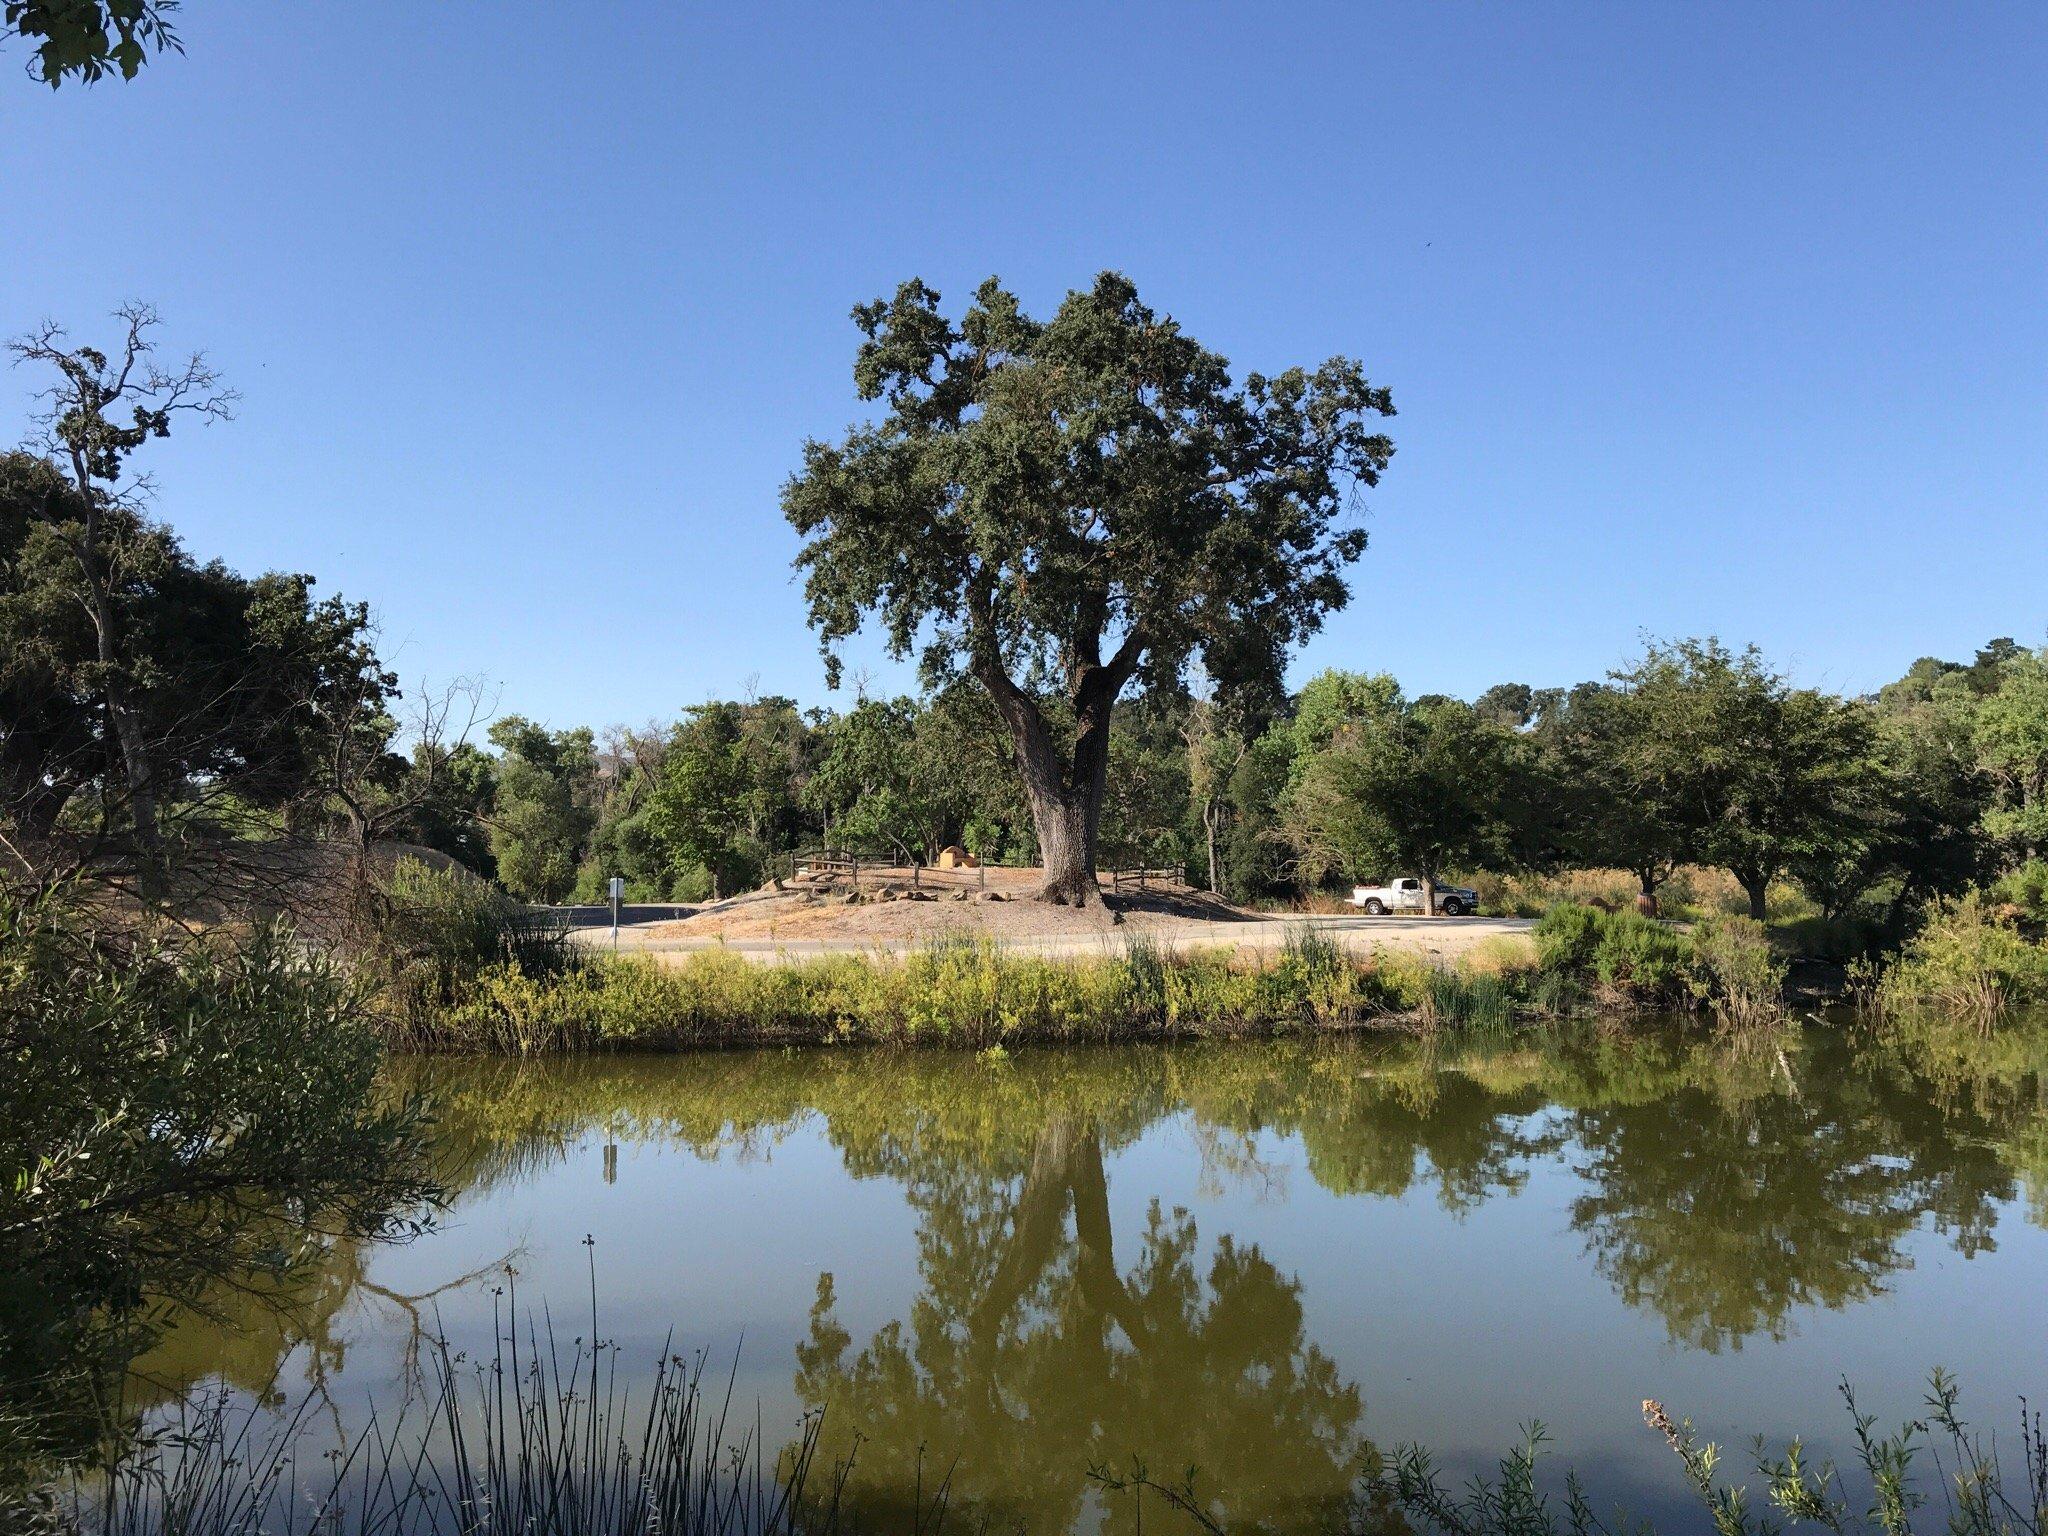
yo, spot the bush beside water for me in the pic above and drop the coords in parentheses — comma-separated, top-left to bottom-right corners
(1878, 891, 2048, 1023)
(1530, 904, 1786, 1024)
(0, 888, 438, 1491)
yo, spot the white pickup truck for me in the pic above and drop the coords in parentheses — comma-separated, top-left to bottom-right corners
(1350, 878, 1479, 917)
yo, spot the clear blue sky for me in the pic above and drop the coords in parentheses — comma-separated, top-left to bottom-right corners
(5, 2, 2043, 730)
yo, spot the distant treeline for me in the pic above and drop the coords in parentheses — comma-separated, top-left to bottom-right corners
(388, 636, 2042, 932)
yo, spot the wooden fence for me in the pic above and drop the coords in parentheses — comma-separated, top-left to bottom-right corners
(783, 849, 1184, 896)
(1107, 865, 1184, 894)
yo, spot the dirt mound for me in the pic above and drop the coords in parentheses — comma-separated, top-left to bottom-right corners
(641, 866, 1251, 945)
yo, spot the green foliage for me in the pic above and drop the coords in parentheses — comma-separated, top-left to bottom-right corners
(1609, 639, 1878, 919)
(1286, 669, 1404, 766)
(485, 716, 596, 903)
(1993, 859, 2048, 923)
(799, 693, 988, 861)
(1282, 689, 1543, 900)
(1772, 910, 1882, 964)
(1687, 915, 1788, 1028)
(0, 888, 439, 1484)
(0, 450, 399, 848)
(1533, 904, 1701, 1011)
(1879, 891, 2048, 1022)
(1534, 902, 1607, 973)
(1422, 968, 1517, 1032)
(644, 698, 806, 899)
(393, 935, 1494, 1054)
(1219, 722, 1297, 900)
(1590, 910, 1693, 1000)
(4, 0, 180, 85)
(1973, 648, 2048, 861)
(398, 740, 499, 875)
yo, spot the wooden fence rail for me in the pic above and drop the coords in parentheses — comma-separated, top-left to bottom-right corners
(1108, 866, 1184, 894)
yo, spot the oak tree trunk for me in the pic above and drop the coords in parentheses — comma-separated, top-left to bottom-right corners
(973, 651, 1124, 908)
(1739, 872, 1770, 922)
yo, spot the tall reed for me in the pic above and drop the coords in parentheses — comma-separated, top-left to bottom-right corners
(65, 1299, 945, 1536)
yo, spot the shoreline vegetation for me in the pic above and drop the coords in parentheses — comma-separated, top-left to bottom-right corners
(361, 859, 2048, 1056)
(369, 861, 1802, 1053)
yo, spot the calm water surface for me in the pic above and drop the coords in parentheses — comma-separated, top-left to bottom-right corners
(136, 1022, 2048, 1531)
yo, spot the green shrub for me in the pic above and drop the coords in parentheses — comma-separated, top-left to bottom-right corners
(1879, 890, 2048, 1022)
(1591, 910, 1692, 1002)
(360, 859, 572, 1041)
(1533, 904, 1694, 1009)
(1533, 903, 1605, 973)
(0, 890, 438, 1486)
(1993, 859, 2048, 925)
(1688, 914, 1787, 1027)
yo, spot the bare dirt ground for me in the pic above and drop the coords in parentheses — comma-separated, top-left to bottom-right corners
(573, 864, 1534, 967)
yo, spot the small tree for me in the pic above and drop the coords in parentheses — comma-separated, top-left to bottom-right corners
(1284, 695, 1537, 915)
(1537, 682, 1695, 913)
(644, 701, 792, 899)
(784, 273, 1393, 905)
(485, 716, 595, 904)
(1972, 646, 2048, 863)
(1611, 639, 1875, 920)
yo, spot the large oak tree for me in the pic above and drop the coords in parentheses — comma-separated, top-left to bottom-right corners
(783, 273, 1394, 904)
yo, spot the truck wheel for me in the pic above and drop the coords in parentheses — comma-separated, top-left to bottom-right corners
(1363, 899, 1386, 915)
(1440, 897, 1465, 917)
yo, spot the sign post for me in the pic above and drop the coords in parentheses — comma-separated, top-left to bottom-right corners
(608, 875, 624, 939)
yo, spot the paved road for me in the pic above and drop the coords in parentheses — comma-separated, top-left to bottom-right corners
(571, 913, 1536, 965)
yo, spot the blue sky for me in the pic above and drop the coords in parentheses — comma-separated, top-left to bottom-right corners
(5, 2, 2043, 730)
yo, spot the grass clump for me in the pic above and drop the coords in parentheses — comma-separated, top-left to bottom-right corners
(61, 1303, 925, 1536)
(1421, 969, 1516, 1033)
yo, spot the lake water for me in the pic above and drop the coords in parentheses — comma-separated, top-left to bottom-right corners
(132, 1022, 2048, 1532)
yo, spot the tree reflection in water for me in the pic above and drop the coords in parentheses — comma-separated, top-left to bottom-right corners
(795, 1112, 1370, 1534)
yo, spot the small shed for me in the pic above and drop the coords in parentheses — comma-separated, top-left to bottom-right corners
(936, 844, 979, 870)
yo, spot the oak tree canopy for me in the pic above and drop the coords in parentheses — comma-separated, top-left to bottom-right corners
(783, 272, 1394, 903)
